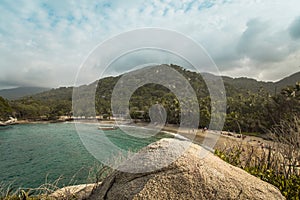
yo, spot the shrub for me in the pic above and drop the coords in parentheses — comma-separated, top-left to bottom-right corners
(215, 115, 300, 199)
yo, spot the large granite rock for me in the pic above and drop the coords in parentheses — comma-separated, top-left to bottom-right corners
(88, 138, 284, 200)
(51, 183, 96, 200)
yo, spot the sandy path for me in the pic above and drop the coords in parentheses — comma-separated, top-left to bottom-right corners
(161, 125, 272, 151)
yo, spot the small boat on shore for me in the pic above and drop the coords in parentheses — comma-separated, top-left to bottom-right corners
(98, 125, 119, 131)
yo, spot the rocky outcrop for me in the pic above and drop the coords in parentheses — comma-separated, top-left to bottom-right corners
(0, 117, 17, 126)
(51, 183, 96, 200)
(88, 138, 284, 200)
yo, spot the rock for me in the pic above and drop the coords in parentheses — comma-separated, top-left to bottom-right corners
(88, 138, 284, 200)
(0, 121, 6, 126)
(50, 183, 96, 200)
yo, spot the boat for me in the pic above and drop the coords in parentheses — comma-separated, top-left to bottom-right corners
(98, 125, 119, 131)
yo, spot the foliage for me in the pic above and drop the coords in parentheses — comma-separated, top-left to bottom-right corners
(0, 97, 12, 120)
(215, 148, 300, 199)
(215, 115, 300, 199)
(0, 164, 113, 200)
(0, 65, 299, 135)
(9, 98, 71, 120)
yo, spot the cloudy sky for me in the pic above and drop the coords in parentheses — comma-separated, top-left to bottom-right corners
(0, 0, 300, 89)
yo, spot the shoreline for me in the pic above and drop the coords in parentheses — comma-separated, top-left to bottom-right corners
(16, 119, 117, 124)
(11, 119, 270, 150)
(2, 119, 276, 197)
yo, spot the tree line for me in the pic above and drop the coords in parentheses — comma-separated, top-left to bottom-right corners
(0, 65, 299, 135)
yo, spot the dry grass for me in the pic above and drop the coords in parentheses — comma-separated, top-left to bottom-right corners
(215, 116, 300, 199)
(0, 164, 113, 200)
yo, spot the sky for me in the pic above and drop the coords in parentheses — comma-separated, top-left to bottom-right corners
(0, 0, 300, 89)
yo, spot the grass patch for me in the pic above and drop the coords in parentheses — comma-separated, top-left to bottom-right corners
(215, 116, 300, 200)
(241, 132, 260, 137)
(0, 165, 113, 200)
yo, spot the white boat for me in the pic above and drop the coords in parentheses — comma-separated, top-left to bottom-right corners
(98, 125, 119, 130)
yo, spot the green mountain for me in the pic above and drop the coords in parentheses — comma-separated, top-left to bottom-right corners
(222, 76, 275, 94)
(222, 71, 300, 95)
(0, 87, 50, 100)
(31, 87, 73, 101)
(7, 66, 299, 103)
(1, 65, 299, 133)
(275, 71, 300, 91)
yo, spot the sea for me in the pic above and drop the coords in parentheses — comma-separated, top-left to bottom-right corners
(0, 123, 171, 189)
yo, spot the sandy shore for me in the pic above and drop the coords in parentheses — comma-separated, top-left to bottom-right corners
(13, 119, 116, 124)
(13, 119, 270, 150)
(159, 124, 272, 151)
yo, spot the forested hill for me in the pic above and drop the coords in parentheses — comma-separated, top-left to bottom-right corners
(276, 71, 300, 91)
(1, 64, 299, 134)
(222, 71, 300, 95)
(2, 66, 299, 101)
(0, 87, 50, 100)
(221, 76, 275, 94)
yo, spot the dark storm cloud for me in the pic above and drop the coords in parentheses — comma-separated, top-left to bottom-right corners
(289, 16, 300, 40)
(237, 19, 291, 63)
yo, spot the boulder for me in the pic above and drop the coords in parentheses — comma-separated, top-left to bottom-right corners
(51, 183, 96, 200)
(88, 138, 284, 200)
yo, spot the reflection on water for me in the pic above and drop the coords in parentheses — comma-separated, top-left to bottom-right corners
(0, 123, 171, 189)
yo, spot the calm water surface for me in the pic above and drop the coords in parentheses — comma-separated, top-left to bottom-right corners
(0, 123, 170, 189)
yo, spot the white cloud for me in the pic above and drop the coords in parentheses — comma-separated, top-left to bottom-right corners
(0, 0, 300, 89)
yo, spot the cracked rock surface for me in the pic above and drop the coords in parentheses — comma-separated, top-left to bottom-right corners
(88, 138, 285, 200)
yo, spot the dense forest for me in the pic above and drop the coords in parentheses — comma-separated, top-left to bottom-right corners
(0, 64, 299, 135)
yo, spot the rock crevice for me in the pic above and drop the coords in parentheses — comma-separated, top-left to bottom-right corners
(88, 138, 285, 200)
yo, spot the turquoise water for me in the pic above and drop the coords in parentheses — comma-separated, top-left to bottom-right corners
(0, 123, 171, 189)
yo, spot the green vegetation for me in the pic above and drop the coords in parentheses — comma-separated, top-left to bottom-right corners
(216, 148, 300, 199)
(6, 87, 73, 121)
(0, 165, 112, 200)
(215, 115, 300, 199)
(0, 87, 50, 100)
(0, 97, 12, 121)
(0, 65, 299, 198)
(0, 64, 299, 136)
